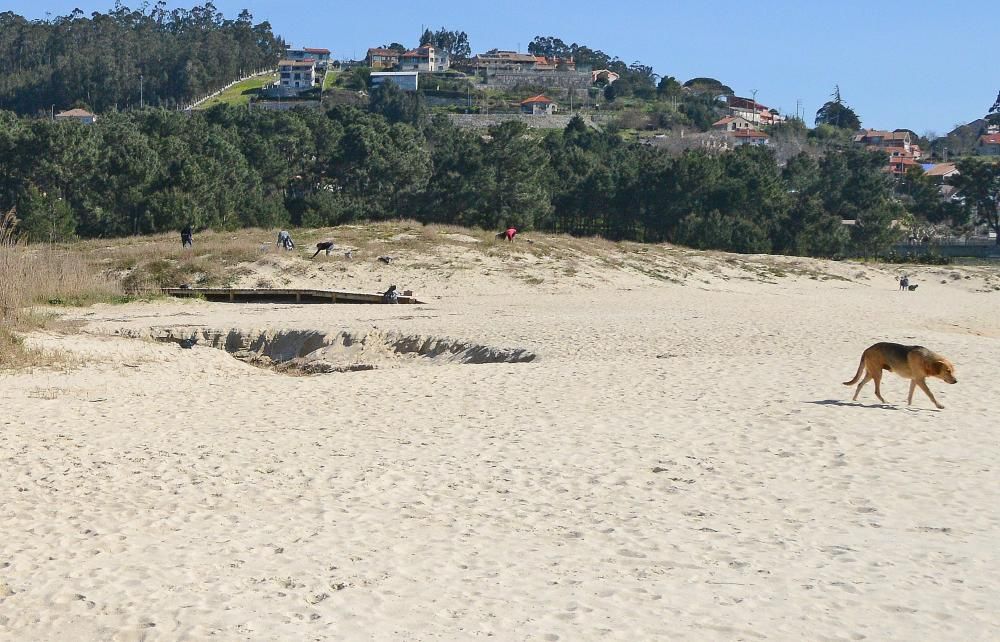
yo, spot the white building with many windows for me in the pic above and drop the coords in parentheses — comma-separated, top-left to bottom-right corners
(399, 45, 450, 72)
(277, 59, 316, 95)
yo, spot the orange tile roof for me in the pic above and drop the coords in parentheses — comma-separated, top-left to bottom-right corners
(521, 94, 554, 105)
(56, 108, 94, 117)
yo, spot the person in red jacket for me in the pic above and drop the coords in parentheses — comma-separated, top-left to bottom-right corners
(504, 227, 517, 242)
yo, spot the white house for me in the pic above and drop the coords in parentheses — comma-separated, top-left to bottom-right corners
(726, 96, 786, 126)
(286, 47, 331, 68)
(399, 45, 450, 72)
(277, 59, 317, 94)
(712, 115, 753, 132)
(520, 95, 556, 115)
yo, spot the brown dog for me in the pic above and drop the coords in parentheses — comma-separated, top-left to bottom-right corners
(843, 342, 957, 409)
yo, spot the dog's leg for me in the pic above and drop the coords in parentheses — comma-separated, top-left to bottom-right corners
(916, 379, 944, 409)
(852, 373, 871, 401)
(908, 380, 917, 405)
(872, 371, 887, 404)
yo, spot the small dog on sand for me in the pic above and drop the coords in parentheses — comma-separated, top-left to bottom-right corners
(843, 342, 956, 409)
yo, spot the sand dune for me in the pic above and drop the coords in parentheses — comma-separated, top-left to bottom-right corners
(2, 246, 998, 640)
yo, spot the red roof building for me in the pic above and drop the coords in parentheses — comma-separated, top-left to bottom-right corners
(520, 95, 557, 115)
(979, 133, 1000, 156)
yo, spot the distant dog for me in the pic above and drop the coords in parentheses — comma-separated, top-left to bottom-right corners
(312, 241, 334, 258)
(908, 284, 918, 291)
(843, 342, 957, 409)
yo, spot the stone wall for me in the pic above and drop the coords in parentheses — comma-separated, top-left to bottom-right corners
(484, 69, 591, 91)
(252, 100, 322, 112)
(446, 113, 603, 130)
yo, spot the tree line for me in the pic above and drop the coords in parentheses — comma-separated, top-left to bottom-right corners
(0, 3, 283, 115)
(0, 85, 935, 256)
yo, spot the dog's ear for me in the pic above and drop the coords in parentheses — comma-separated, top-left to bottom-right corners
(930, 361, 946, 376)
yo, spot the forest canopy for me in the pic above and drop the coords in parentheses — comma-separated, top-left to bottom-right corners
(0, 3, 283, 115)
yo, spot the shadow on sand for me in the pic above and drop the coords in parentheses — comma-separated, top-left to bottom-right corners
(807, 399, 938, 412)
(807, 399, 898, 410)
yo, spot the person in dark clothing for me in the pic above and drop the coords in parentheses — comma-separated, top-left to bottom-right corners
(312, 240, 335, 258)
(383, 285, 399, 304)
(181, 224, 193, 248)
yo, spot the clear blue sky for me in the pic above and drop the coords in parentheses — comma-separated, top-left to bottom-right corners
(10, 0, 997, 135)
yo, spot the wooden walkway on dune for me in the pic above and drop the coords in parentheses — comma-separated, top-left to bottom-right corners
(161, 287, 423, 304)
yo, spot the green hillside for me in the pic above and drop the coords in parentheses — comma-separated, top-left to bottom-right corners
(197, 73, 279, 109)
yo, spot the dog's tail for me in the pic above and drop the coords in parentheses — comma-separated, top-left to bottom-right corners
(843, 355, 865, 386)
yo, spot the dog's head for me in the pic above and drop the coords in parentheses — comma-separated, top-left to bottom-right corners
(930, 358, 957, 384)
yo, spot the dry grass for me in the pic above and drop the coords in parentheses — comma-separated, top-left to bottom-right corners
(76, 229, 270, 293)
(1, 208, 123, 370)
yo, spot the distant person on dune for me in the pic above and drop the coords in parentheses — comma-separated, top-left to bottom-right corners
(181, 224, 193, 248)
(277, 230, 294, 250)
(504, 227, 517, 242)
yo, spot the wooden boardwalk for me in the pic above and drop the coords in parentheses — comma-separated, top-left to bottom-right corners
(161, 287, 423, 304)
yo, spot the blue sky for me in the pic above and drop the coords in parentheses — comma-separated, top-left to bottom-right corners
(10, 0, 997, 135)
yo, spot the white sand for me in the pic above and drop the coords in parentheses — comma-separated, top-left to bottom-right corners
(2, 250, 998, 640)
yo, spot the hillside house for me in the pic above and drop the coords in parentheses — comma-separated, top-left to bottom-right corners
(854, 129, 924, 175)
(854, 129, 920, 155)
(726, 96, 785, 125)
(366, 48, 401, 70)
(712, 115, 753, 132)
(469, 50, 539, 71)
(732, 129, 769, 146)
(922, 162, 959, 182)
(54, 108, 96, 124)
(978, 133, 1000, 156)
(521, 95, 557, 115)
(277, 59, 317, 94)
(400, 46, 450, 72)
(287, 47, 331, 67)
(532, 56, 576, 71)
(370, 71, 419, 92)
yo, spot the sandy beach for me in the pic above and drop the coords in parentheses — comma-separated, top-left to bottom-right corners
(2, 241, 998, 640)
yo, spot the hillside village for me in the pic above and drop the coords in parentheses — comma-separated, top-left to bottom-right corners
(197, 38, 1000, 176)
(172, 37, 1000, 219)
(4, 6, 998, 258)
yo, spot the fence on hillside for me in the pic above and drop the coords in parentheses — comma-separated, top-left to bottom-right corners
(183, 69, 276, 111)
